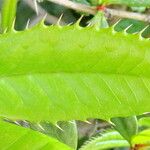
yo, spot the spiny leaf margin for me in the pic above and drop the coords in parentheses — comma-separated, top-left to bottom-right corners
(0, 22, 149, 124)
(80, 130, 129, 150)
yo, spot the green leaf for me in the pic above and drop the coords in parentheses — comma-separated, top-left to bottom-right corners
(0, 119, 72, 150)
(30, 121, 78, 149)
(132, 129, 150, 145)
(114, 19, 147, 34)
(139, 117, 150, 128)
(80, 131, 129, 150)
(72, 0, 90, 5)
(111, 116, 138, 143)
(131, 7, 146, 13)
(100, 0, 150, 7)
(0, 25, 150, 123)
(88, 0, 99, 5)
(89, 11, 109, 29)
(1, 0, 18, 32)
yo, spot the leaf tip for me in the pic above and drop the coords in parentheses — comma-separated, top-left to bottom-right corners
(124, 24, 133, 35)
(55, 123, 64, 131)
(74, 15, 84, 29)
(56, 14, 64, 27)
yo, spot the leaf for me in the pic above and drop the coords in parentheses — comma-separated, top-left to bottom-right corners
(111, 116, 138, 143)
(100, 0, 150, 7)
(114, 19, 147, 34)
(30, 121, 78, 149)
(0, 119, 72, 150)
(0, 25, 150, 123)
(80, 131, 129, 150)
(72, 0, 90, 5)
(1, 0, 18, 32)
(89, 11, 109, 29)
(132, 129, 150, 146)
(139, 117, 150, 128)
(88, 0, 99, 5)
(131, 7, 146, 13)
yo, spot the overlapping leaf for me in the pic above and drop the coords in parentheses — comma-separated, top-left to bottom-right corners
(0, 119, 72, 150)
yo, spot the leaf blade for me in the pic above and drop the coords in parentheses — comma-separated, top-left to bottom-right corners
(0, 26, 150, 122)
(80, 131, 129, 150)
(1, 0, 18, 32)
(0, 119, 72, 150)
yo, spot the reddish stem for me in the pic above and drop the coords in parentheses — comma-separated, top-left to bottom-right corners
(96, 5, 106, 11)
(131, 144, 150, 150)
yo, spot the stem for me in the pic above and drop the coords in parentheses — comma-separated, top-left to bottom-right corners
(47, 0, 96, 15)
(24, 0, 66, 26)
(105, 8, 150, 23)
(47, 0, 150, 23)
(101, 0, 150, 7)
